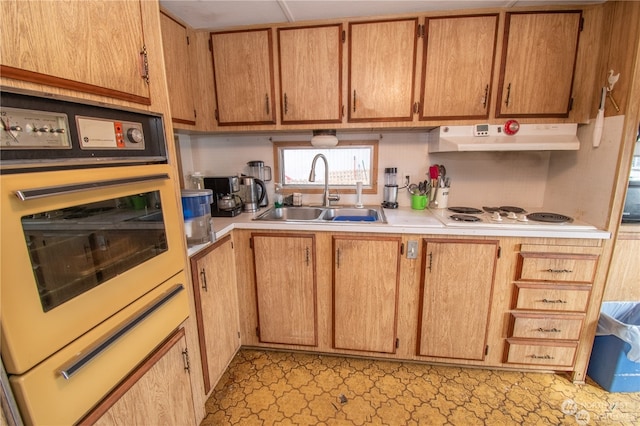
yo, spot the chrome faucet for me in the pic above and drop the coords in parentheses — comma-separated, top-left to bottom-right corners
(308, 153, 340, 207)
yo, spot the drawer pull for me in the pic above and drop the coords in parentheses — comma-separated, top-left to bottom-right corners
(545, 268, 573, 273)
(541, 298, 567, 304)
(537, 327, 561, 333)
(529, 354, 554, 360)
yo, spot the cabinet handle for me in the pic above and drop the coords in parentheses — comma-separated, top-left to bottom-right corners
(537, 327, 561, 333)
(181, 348, 190, 372)
(427, 252, 433, 272)
(546, 268, 573, 273)
(139, 45, 149, 85)
(504, 83, 511, 107)
(482, 84, 489, 109)
(540, 298, 567, 304)
(200, 268, 208, 291)
(353, 90, 357, 112)
(336, 248, 341, 269)
(284, 93, 288, 115)
(305, 247, 310, 266)
(265, 94, 270, 116)
(529, 354, 554, 360)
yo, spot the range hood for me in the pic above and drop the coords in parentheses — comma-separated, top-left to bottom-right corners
(428, 123, 581, 152)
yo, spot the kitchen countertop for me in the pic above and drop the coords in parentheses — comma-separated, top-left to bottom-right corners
(187, 206, 611, 257)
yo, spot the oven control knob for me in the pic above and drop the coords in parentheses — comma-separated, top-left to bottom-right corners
(517, 213, 529, 222)
(504, 119, 520, 135)
(507, 212, 518, 220)
(491, 211, 503, 222)
(126, 128, 143, 144)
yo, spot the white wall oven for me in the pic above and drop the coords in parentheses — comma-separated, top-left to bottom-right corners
(0, 90, 189, 424)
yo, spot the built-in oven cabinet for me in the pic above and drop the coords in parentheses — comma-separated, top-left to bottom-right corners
(78, 328, 196, 426)
(0, 0, 152, 105)
(0, 164, 186, 375)
(9, 272, 190, 425)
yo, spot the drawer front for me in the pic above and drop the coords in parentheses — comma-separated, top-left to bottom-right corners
(517, 252, 598, 283)
(509, 313, 584, 340)
(513, 284, 590, 312)
(504, 339, 577, 367)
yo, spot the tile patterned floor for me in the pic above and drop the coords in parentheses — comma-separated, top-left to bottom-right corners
(202, 349, 640, 425)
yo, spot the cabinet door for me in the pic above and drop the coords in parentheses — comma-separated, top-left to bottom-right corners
(83, 329, 195, 425)
(211, 29, 276, 125)
(333, 236, 401, 353)
(496, 11, 582, 117)
(418, 239, 498, 360)
(420, 15, 498, 120)
(160, 12, 196, 125)
(0, 0, 150, 105)
(348, 19, 418, 122)
(278, 24, 342, 124)
(190, 235, 240, 394)
(252, 233, 317, 346)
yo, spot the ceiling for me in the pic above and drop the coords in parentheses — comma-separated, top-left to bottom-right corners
(160, 0, 604, 30)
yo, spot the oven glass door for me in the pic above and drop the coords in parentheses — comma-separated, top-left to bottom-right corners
(1, 165, 185, 375)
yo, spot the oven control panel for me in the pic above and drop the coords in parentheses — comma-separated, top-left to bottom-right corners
(1, 107, 72, 149)
(77, 116, 145, 150)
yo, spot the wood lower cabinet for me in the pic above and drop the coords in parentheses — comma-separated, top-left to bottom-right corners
(417, 239, 499, 360)
(604, 231, 640, 301)
(420, 14, 498, 120)
(278, 24, 343, 124)
(80, 328, 195, 425)
(160, 11, 196, 125)
(210, 29, 276, 125)
(1, 0, 151, 105)
(348, 19, 418, 122)
(496, 11, 582, 117)
(251, 233, 317, 346)
(333, 235, 401, 353)
(190, 235, 241, 394)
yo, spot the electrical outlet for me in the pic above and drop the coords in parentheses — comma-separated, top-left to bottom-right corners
(405, 175, 410, 186)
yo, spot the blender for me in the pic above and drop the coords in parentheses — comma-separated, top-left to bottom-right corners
(383, 167, 399, 209)
(247, 161, 271, 207)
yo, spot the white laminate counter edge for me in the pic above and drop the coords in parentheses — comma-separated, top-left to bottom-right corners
(187, 207, 611, 257)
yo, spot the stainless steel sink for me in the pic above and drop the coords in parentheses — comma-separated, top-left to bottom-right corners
(253, 205, 386, 223)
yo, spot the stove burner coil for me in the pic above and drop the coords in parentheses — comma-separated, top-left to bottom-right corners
(450, 214, 481, 222)
(527, 212, 573, 223)
(448, 207, 483, 214)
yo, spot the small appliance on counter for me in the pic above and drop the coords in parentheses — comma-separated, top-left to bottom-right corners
(383, 167, 399, 209)
(204, 176, 243, 217)
(239, 175, 266, 213)
(247, 160, 271, 207)
(181, 189, 214, 246)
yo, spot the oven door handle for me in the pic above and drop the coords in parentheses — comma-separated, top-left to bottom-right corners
(15, 174, 170, 201)
(57, 283, 184, 380)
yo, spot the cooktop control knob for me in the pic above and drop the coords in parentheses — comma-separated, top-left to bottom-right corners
(126, 128, 143, 144)
(491, 211, 503, 222)
(504, 119, 520, 135)
(517, 213, 528, 222)
(507, 211, 518, 220)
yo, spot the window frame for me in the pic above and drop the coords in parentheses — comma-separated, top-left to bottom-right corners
(272, 140, 379, 194)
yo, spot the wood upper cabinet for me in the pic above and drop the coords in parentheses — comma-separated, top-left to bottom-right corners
(210, 29, 276, 125)
(190, 235, 240, 394)
(333, 236, 401, 353)
(251, 233, 317, 346)
(496, 11, 582, 118)
(0, 0, 151, 105)
(82, 329, 195, 425)
(420, 14, 499, 120)
(278, 24, 343, 124)
(160, 12, 196, 125)
(418, 239, 498, 360)
(348, 19, 418, 122)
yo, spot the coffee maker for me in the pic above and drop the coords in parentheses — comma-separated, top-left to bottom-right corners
(203, 176, 243, 217)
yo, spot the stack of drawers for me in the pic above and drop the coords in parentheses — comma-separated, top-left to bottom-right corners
(504, 244, 599, 369)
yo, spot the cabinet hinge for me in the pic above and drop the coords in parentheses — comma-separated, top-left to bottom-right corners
(342, 30, 346, 43)
(193, 108, 197, 119)
(395, 338, 400, 348)
(569, 97, 574, 111)
(485, 345, 489, 356)
(256, 327, 260, 337)
(231, 241, 234, 249)
(400, 243, 405, 255)
(208, 38, 213, 51)
(417, 24, 425, 38)
(182, 348, 191, 373)
(413, 102, 420, 114)
(237, 331, 241, 339)
(579, 17, 584, 32)
(249, 238, 253, 249)
(497, 246, 501, 259)
(186, 35, 190, 46)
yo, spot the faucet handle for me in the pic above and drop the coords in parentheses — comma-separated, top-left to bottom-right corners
(328, 190, 340, 203)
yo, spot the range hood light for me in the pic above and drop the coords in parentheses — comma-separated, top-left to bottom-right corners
(311, 129, 338, 147)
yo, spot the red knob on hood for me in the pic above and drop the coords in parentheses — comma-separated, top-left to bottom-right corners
(504, 119, 520, 135)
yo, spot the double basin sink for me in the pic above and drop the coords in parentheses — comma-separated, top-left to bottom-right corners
(254, 205, 387, 224)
